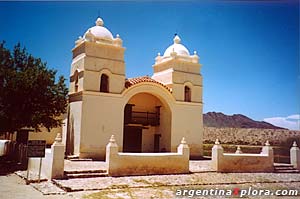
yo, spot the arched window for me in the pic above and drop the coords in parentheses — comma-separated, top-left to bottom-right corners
(74, 70, 79, 92)
(100, 74, 109, 93)
(184, 86, 191, 102)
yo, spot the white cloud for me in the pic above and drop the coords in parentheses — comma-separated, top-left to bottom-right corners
(287, 114, 300, 120)
(264, 114, 300, 130)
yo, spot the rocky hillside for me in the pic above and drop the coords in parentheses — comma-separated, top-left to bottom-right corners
(203, 112, 286, 129)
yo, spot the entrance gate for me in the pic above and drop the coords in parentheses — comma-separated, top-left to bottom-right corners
(123, 126, 142, 152)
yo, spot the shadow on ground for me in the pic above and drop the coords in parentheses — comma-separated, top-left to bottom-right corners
(0, 156, 27, 176)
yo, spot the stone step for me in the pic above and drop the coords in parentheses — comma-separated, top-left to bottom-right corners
(274, 169, 299, 173)
(66, 155, 79, 160)
(274, 166, 295, 170)
(273, 163, 299, 173)
(66, 155, 93, 161)
(65, 172, 109, 178)
(68, 158, 93, 161)
(64, 169, 107, 174)
(274, 163, 293, 167)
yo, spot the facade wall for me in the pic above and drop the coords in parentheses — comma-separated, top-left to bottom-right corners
(69, 101, 83, 155)
(159, 104, 172, 151)
(82, 59, 125, 94)
(69, 83, 203, 159)
(171, 103, 203, 158)
(79, 92, 124, 159)
(82, 70, 125, 95)
(83, 56, 125, 75)
(67, 31, 204, 160)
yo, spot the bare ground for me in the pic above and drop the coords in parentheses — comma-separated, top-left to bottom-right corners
(1, 160, 300, 199)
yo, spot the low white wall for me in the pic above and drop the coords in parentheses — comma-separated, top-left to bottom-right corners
(27, 137, 65, 179)
(28, 149, 52, 179)
(0, 140, 10, 156)
(106, 136, 189, 176)
(212, 140, 274, 172)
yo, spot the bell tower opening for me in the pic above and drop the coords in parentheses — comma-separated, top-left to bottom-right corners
(184, 86, 191, 102)
(100, 74, 109, 93)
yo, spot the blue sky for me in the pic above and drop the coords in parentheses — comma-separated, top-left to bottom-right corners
(0, 1, 299, 129)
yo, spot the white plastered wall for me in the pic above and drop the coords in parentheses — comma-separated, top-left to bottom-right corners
(79, 92, 124, 159)
(69, 101, 83, 155)
(171, 102, 203, 158)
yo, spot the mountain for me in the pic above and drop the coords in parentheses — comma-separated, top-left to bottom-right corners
(203, 112, 286, 129)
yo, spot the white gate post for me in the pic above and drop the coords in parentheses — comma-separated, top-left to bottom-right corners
(211, 139, 223, 171)
(290, 141, 300, 170)
(50, 133, 65, 179)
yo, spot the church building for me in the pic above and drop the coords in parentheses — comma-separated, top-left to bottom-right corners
(63, 18, 203, 160)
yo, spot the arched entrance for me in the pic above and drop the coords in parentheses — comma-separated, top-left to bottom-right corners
(123, 92, 172, 153)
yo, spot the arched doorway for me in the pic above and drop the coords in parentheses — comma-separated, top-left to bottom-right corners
(123, 92, 172, 153)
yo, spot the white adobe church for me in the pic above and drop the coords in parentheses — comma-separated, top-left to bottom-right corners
(63, 18, 203, 160)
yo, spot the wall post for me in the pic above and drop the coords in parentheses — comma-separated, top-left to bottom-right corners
(50, 133, 65, 179)
(261, 141, 274, 157)
(106, 135, 119, 176)
(177, 137, 190, 172)
(211, 139, 224, 171)
(290, 141, 300, 170)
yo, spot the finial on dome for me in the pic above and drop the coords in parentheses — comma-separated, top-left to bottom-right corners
(96, 17, 104, 26)
(116, 34, 120, 38)
(194, 51, 197, 55)
(174, 35, 181, 44)
(157, 52, 161, 56)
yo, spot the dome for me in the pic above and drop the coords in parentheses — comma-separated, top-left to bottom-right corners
(163, 35, 190, 57)
(84, 18, 113, 40)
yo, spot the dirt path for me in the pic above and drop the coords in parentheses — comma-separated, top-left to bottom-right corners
(0, 174, 72, 199)
(2, 172, 300, 199)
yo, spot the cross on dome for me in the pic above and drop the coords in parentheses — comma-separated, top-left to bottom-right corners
(96, 17, 104, 26)
(163, 34, 190, 57)
(173, 35, 181, 44)
(83, 17, 113, 40)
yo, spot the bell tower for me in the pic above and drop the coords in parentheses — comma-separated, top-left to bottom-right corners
(152, 35, 202, 103)
(70, 17, 126, 95)
(66, 18, 126, 158)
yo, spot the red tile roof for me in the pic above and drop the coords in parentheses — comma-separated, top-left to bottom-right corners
(125, 76, 171, 92)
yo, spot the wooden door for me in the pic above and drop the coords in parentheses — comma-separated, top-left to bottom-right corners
(123, 126, 142, 152)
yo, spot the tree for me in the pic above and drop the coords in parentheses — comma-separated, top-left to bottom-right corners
(0, 42, 68, 134)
